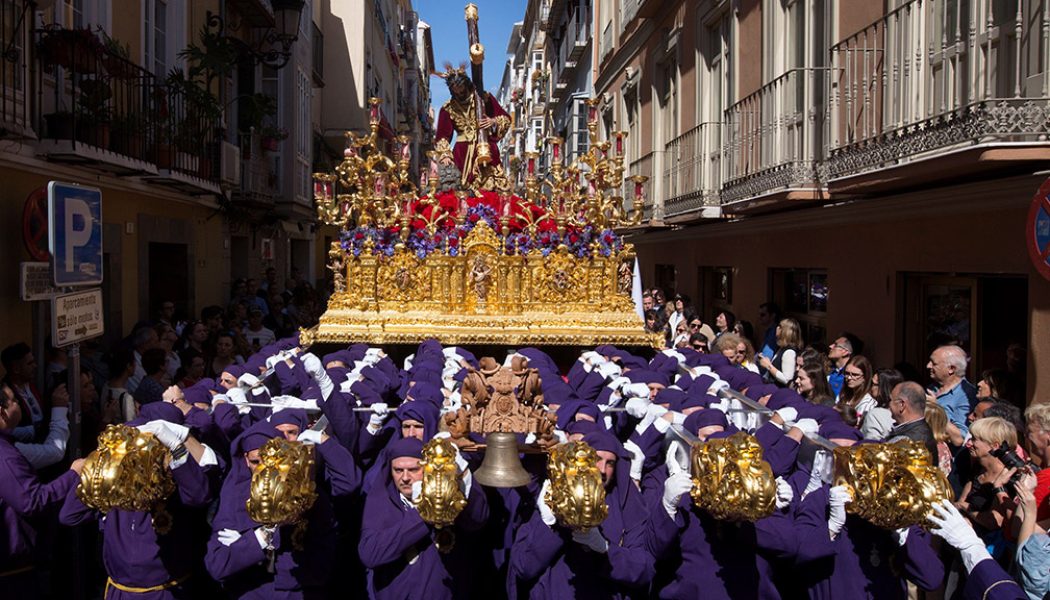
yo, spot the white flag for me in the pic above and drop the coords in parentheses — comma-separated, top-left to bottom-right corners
(632, 257, 644, 320)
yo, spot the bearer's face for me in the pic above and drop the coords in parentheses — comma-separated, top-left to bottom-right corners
(245, 449, 262, 470)
(596, 450, 617, 488)
(392, 457, 423, 498)
(401, 419, 425, 441)
(275, 424, 300, 441)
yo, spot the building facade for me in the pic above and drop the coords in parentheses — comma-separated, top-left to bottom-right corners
(594, 0, 1050, 402)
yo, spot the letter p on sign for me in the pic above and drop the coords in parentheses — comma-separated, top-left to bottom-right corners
(48, 181, 103, 287)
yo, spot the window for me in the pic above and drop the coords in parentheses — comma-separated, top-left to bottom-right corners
(572, 97, 589, 158)
(144, 0, 167, 77)
(295, 67, 312, 204)
(769, 268, 828, 347)
(657, 58, 678, 146)
(697, 266, 734, 323)
(763, 0, 804, 81)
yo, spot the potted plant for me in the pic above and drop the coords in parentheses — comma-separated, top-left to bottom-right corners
(260, 126, 288, 153)
(150, 88, 176, 168)
(111, 110, 147, 158)
(75, 77, 112, 148)
(43, 109, 76, 139)
(99, 30, 136, 80)
(36, 25, 104, 74)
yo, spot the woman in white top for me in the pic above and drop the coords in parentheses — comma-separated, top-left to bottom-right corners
(757, 318, 801, 387)
(840, 355, 877, 418)
(859, 368, 901, 440)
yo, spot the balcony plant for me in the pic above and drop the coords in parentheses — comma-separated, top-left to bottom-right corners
(110, 109, 148, 158)
(76, 77, 113, 148)
(99, 30, 136, 81)
(260, 126, 288, 153)
(36, 25, 104, 74)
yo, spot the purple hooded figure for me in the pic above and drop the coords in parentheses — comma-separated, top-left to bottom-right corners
(509, 430, 655, 599)
(358, 437, 489, 599)
(204, 415, 361, 598)
(59, 401, 222, 599)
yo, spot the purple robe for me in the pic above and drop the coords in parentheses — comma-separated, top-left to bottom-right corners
(357, 444, 489, 599)
(509, 431, 655, 599)
(59, 402, 222, 598)
(961, 558, 1026, 600)
(204, 421, 361, 598)
(0, 430, 79, 595)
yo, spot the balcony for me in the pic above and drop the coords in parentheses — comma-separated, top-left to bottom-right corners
(825, 0, 1050, 192)
(35, 28, 159, 175)
(552, 8, 590, 101)
(233, 133, 277, 208)
(721, 68, 828, 211)
(621, 0, 639, 31)
(141, 80, 222, 194)
(663, 122, 721, 220)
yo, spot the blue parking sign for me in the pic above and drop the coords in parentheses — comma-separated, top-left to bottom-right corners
(48, 181, 103, 286)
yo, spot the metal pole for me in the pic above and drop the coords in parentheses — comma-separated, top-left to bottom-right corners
(66, 341, 83, 600)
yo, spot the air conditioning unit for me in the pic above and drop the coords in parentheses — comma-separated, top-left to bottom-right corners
(220, 141, 241, 186)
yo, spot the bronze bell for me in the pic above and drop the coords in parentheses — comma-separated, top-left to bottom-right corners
(474, 432, 532, 488)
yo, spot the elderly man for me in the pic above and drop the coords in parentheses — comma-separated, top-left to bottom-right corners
(826, 333, 861, 398)
(886, 382, 938, 461)
(358, 436, 488, 599)
(927, 345, 976, 436)
(510, 430, 654, 599)
(0, 380, 84, 596)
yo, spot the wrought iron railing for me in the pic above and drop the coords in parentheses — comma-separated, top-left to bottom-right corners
(721, 68, 825, 203)
(153, 78, 221, 181)
(663, 122, 720, 216)
(239, 131, 277, 203)
(35, 26, 158, 162)
(825, 0, 1050, 179)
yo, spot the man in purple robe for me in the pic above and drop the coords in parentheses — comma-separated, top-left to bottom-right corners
(509, 430, 655, 599)
(0, 381, 84, 597)
(358, 436, 488, 599)
(205, 410, 360, 598)
(59, 400, 222, 598)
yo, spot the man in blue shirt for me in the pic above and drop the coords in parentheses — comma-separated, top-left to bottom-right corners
(756, 302, 780, 361)
(926, 344, 976, 437)
(827, 332, 862, 398)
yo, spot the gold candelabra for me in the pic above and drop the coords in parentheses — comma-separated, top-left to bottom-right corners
(520, 97, 645, 230)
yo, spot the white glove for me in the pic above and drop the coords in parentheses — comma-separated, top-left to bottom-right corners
(367, 402, 390, 432)
(811, 449, 834, 485)
(595, 361, 622, 380)
(254, 525, 276, 550)
(662, 472, 693, 518)
(793, 418, 819, 438)
(709, 398, 730, 414)
(403, 353, 415, 370)
(927, 499, 990, 571)
(552, 429, 569, 444)
(211, 393, 228, 407)
(774, 407, 798, 425)
(670, 411, 686, 426)
(300, 353, 334, 400)
(297, 429, 324, 445)
(607, 376, 631, 393)
(362, 348, 384, 364)
(689, 366, 712, 378)
(621, 383, 651, 399)
(442, 347, 460, 359)
(524, 432, 537, 445)
(624, 397, 651, 419)
(226, 387, 248, 405)
(238, 372, 262, 391)
(774, 477, 794, 510)
(453, 444, 469, 473)
(271, 395, 319, 413)
(572, 527, 609, 553)
(410, 480, 423, 504)
(662, 349, 686, 365)
(217, 528, 242, 547)
(580, 351, 603, 366)
(265, 353, 284, 370)
(828, 485, 852, 537)
(538, 479, 557, 526)
(623, 440, 645, 481)
(665, 442, 690, 475)
(433, 431, 452, 440)
(708, 380, 730, 394)
(802, 450, 831, 499)
(137, 420, 189, 450)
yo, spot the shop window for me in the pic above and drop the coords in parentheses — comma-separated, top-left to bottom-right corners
(769, 267, 828, 347)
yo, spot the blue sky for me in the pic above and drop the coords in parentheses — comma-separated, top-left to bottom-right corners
(416, 0, 527, 111)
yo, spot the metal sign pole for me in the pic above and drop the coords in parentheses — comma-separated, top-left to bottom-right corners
(67, 341, 83, 600)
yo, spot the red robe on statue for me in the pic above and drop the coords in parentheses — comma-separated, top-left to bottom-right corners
(435, 92, 512, 191)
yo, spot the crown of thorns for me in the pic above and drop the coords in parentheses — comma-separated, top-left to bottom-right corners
(434, 61, 467, 79)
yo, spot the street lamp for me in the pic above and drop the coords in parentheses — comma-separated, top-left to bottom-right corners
(207, 0, 306, 70)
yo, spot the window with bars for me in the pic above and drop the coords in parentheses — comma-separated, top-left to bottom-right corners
(573, 98, 589, 157)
